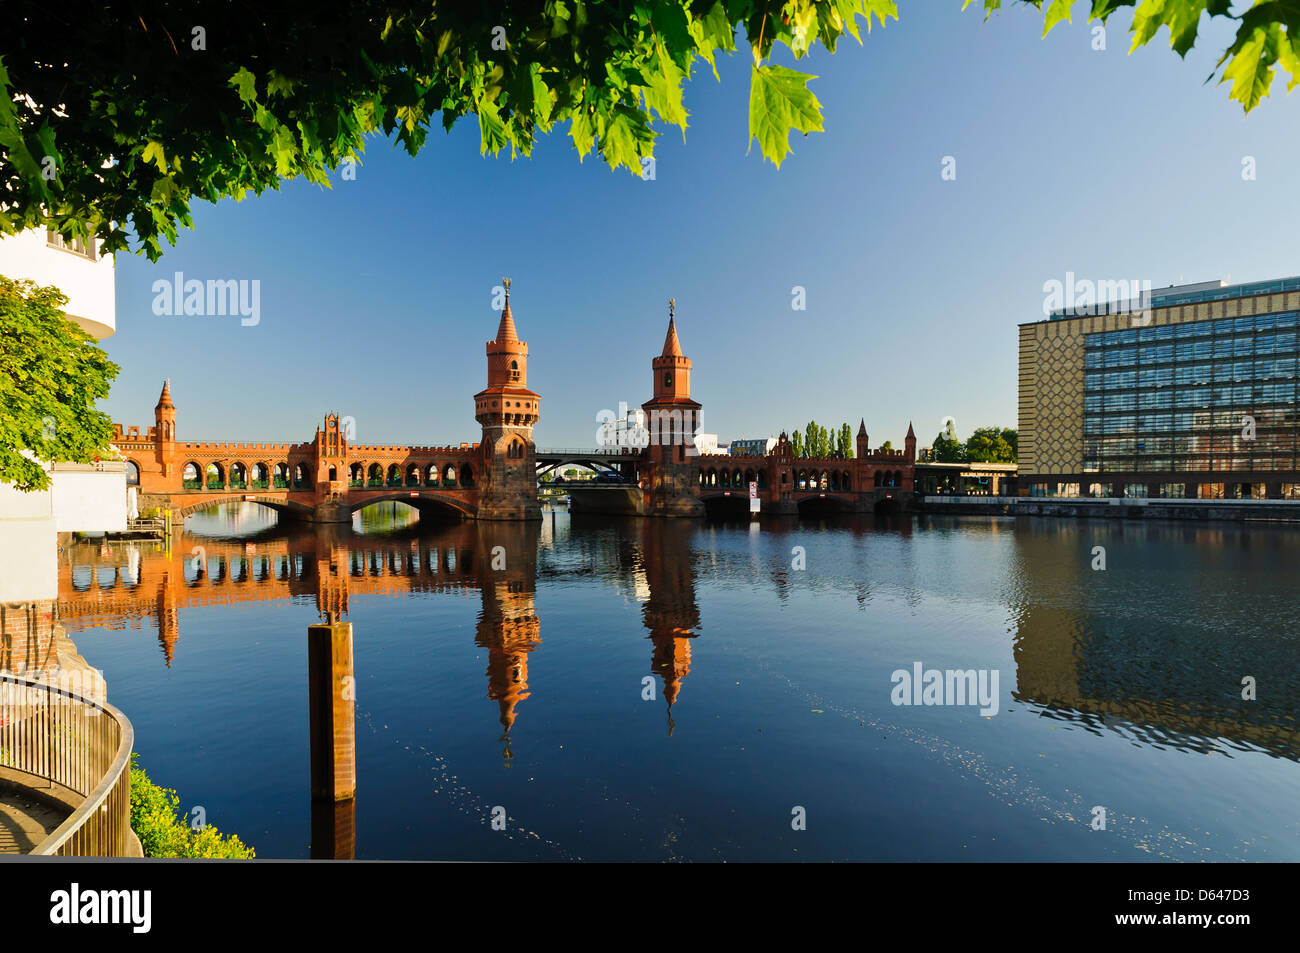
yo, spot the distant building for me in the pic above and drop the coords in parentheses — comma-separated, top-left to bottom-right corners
(1020, 275, 1300, 499)
(730, 437, 777, 457)
(691, 433, 720, 455)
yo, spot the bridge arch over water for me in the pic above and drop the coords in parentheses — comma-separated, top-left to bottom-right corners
(349, 493, 475, 520)
(177, 496, 316, 520)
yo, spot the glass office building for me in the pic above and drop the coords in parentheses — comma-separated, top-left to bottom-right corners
(1018, 276, 1300, 500)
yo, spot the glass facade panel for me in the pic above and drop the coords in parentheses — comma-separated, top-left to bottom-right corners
(1082, 305, 1300, 476)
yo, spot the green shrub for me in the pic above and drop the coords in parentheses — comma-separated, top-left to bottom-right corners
(129, 754, 254, 858)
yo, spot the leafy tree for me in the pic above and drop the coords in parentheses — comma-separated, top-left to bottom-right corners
(839, 422, 854, 459)
(5, 2, 1286, 259)
(0, 1, 897, 258)
(971, 1, 1300, 113)
(790, 429, 803, 458)
(931, 420, 964, 463)
(880, 440, 893, 452)
(800, 420, 830, 458)
(1001, 427, 1018, 459)
(0, 276, 120, 491)
(965, 425, 1015, 463)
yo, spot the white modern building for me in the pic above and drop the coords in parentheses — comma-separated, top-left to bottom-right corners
(0, 227, 125, 602)
(691, 433, 721, 455)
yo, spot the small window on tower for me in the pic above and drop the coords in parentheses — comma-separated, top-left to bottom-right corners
(664, 373, 672, 388)
(510, 360, 520, 381)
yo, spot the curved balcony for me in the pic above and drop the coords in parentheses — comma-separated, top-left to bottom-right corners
(0, 672, 136, 855)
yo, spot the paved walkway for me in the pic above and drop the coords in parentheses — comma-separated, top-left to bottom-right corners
(0, 787, 68, 854)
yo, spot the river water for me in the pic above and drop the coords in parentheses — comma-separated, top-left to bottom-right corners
(53, 503, 1299, 860)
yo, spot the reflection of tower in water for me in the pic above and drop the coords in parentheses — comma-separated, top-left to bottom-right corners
(638, 520, 700, 735)
(473, 523, 542, 761)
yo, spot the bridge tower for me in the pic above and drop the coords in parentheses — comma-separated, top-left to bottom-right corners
(856, 419, 869, 459)
(474, 522, 542, 759)
(474, 279, 542, 520)
(310, 414, 352, 522)
(154, 380, 177, 477)
(639, 520, 700, 733)
(640, 301, 704, 517)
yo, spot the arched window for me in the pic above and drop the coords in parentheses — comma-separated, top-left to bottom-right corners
(125, 461, 140, 486)
(510, 360, 520, 381)
(367, 463, 383, 487)
(426, 464, 439, 486)
(205, 463, 224, 489)
(183, 462, 201, 489)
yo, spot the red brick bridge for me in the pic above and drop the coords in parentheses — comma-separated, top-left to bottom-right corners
(112, 292, 915, 523)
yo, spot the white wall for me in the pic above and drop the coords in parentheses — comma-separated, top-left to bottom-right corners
(692, 433, 720, 454)
(50, 462, 127, 532)
(0, 482, 58, 601)
(0, 228, 115, 339)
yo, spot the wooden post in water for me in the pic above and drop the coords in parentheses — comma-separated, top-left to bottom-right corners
(311, 794, 356, 860)
(308, 620, 356, 803)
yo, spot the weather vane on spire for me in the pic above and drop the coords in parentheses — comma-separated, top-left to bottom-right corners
(502, 277, 511, 297)
(668, 297, 675, 319)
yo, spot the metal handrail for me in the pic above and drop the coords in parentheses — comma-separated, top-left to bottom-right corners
(0, 672, 134, 856)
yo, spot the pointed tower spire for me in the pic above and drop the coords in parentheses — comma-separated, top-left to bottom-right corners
(156, 379, 174, 408)
(906, 421, 915, 438)
(662, 298, 683, 357)
(857, 418, 867, 435)
(494, 277, 518, 343)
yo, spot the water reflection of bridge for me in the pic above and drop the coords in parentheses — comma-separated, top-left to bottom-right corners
(45, 515, 1300, 766)
(54, 516, 708, 746)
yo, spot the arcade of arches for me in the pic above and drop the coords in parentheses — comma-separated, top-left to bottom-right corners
(111, 299, 917, 523)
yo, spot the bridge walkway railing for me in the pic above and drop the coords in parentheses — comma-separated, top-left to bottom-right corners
(0, 672, 134, 856)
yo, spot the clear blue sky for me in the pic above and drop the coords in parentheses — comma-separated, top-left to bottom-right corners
(101, 4, 1300, 450)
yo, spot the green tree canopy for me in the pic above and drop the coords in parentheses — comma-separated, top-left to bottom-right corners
(800, 420, 831, 457)
(931, 420, 964, 463)
(3, 1, 1294, 259)
(964, 425, 1015, 463)
(0, 276, 120, 491)
(1000, 427, 1017, 459)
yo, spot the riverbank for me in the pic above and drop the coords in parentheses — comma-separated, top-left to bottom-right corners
(919, 495, 1300, 521)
